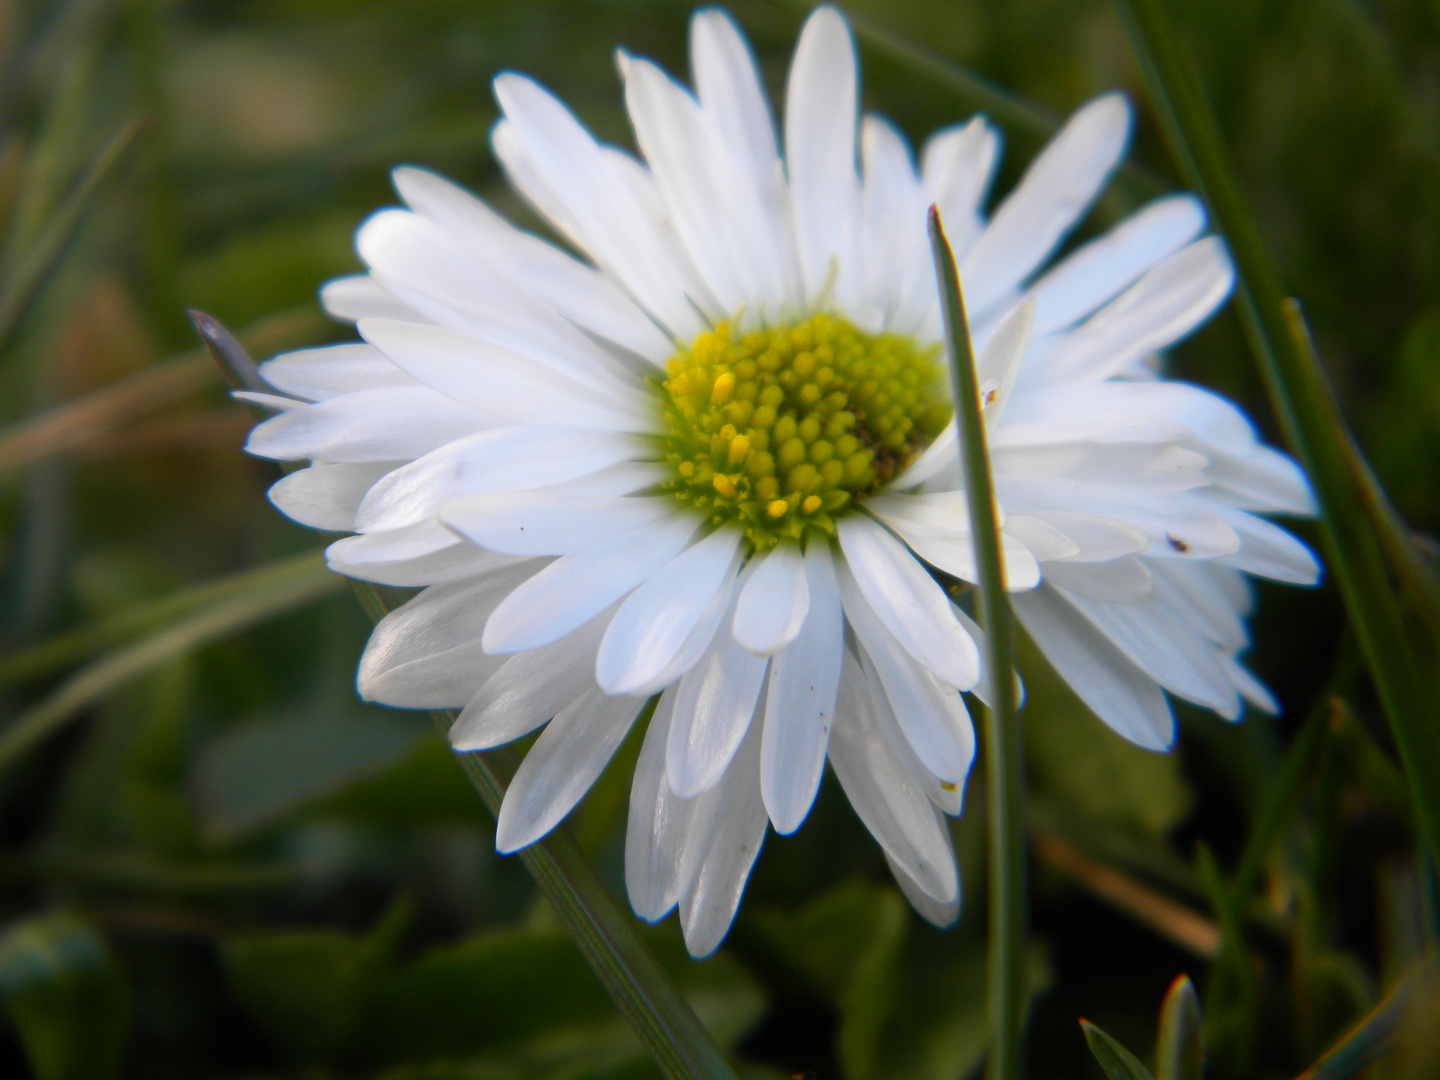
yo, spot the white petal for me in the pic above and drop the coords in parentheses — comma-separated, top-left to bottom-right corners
(245, 386, 491, 463)
(1001, 514, 1081, 562)
(920, 116, 1001, 261)
(442, 494, 673, 556)
(667, 620, 768, 798)
(837, 560, 976, 784)
(392, 165, 673, 362)
(677, 715, 768, 958)
(484, 514, 698, 654)
(1211, 504, 1321, 584)
(1012, 584, 1174, 750)
(1206, 445, 1316, 516)
(836, 514, 980, 688)
(626, 687, 692, 920)
(495, 688, 647, 852)
(1037, 238, 1235, 384)
(1017, 511, 1149, 562)
(886, 851, 960, 927)
(1149, 560, 1247, 649)
(1055, 584, 1239, 715)
(357, 564, 534, 706)
(354, 427, 640, 532)
(1025, 194, 1207, 335)
(268, 462, 397, 531)
(357, 317, 646, 430)
(356, 210, 636, 384)
(1219, 652, 1278, 715)
(998, 479, 1241, 560)
(319, 275, 423, 323)
(1042, 556, 1153, 603)
(733, 543, 810, 656)
(259, 343, 419, 401)
(761, 542, 844, 833)
(493, 74, 712, 338)
(596, 528, 743, 695)
(860, 115, 928, 324)
(828, 649, 960, 903)
(327, 528, 530, 587)
(974, 299, 1035, 424)
(624, 56, 787, 316)
(863, 496, 1041, 591)
(960, 93, 1131, 316)
(786, 6, 863, 311)
(690, 9, 780, 198)
(449, 606, 612, 751)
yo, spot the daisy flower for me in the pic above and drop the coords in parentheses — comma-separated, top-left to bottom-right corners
(242, 5, 1318, 955)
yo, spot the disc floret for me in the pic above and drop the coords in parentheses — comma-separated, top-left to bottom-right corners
(652, 313, 950, 550)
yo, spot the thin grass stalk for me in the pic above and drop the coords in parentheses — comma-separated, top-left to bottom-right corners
(0, 559, 342, 772)
(0, 548, 329, 688)
(1111, 0, 1440, 871)
(929, 205, 1027, 1080)
(199, 316, 740, 1080)
(0, 115, 150, 356)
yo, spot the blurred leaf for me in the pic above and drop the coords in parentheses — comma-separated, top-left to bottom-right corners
(752, 880, 907, 1080)
(0, 912, 128, 1080)
(1155, 975, 1203, 1080)
(355, 924, 763, 1075)
(314, 731, 503, 829)
(1021, 633, 1191, 840)
(221, 897, 408, 1064)
(1081, 1020, 1156, 1080)
(751, 880, 1045, 1080)
(192, 710, 425, 842)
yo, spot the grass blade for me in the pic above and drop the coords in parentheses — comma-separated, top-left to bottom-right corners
(0, 549, 332, 689)
(1112, 0, 1440, 870)
(347, 577, 740, 1080)
(1155, 975, 1204, 1080)
(1081, 1020, 1157, 1080)
(0, 555, 341, 773)
(1031, 832, 1218, 959)
(0, 116, 150, 357)
(1293, 956, 1428, 1080)
(929, 206, 1028, 1080)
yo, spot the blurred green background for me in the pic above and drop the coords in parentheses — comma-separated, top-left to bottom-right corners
(0, 0, 1436, 1078)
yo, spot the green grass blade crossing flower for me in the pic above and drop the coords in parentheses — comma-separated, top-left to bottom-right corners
(929, 206, 1028, 1080)
(1112, 0, 1440, 870)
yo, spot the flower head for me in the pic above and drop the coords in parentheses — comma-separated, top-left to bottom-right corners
(244, 6, 1318, 956)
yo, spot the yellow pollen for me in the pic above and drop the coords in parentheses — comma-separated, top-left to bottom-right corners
(711, 371, 735, 404)
(651, 313, 949, 552)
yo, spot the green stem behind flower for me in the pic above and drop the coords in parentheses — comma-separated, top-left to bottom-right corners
(929, 206, 1028, 1080)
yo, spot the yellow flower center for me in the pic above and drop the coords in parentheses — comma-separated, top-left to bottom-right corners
(651, 313, 950, 551)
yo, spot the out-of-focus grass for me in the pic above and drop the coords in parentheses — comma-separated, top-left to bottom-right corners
(0, 1, 1435, 1078)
